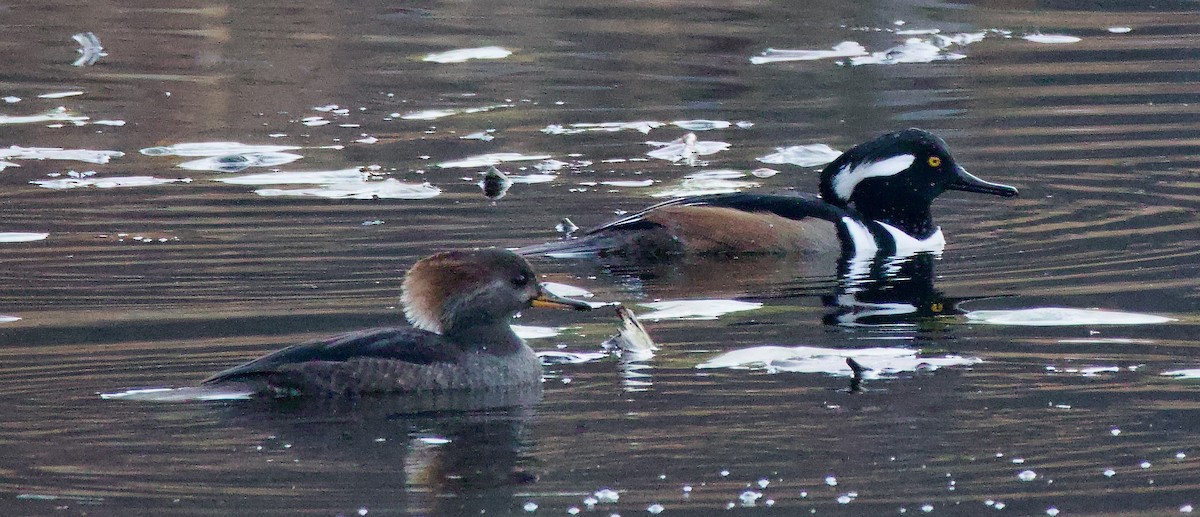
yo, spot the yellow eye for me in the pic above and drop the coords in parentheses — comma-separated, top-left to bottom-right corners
(927, 156, 942, 168)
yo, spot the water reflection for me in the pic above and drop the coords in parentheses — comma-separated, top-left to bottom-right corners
(219, 392, 540, 516)
(825, 252, 967, 328)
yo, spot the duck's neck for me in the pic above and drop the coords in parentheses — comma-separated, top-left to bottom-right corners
(444, 322, 527, 355)
(857, 203, 936, 239)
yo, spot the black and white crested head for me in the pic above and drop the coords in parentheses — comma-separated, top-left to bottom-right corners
(819, 128, 1017, 213)
(816, 128, 1017, 237)
(400, 248, 591, 336)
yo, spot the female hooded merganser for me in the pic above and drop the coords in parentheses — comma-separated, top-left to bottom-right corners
(202, 249, 592, 396)
(519, 128, 1018, 259)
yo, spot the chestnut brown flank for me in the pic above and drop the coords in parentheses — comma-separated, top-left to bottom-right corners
(645, 206, 839, 254)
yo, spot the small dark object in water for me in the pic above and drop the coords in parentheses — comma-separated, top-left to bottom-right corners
(847, 357, 868, 393)
(556, 217, 579, 237)
(481, 166, 512, 200)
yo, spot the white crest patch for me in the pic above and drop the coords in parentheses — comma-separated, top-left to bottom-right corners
(832, 154, 915, 201)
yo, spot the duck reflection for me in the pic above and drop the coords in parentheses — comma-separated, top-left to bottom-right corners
(217, 387, 540, 516)
(542, 247, 979, 329)
(823, 252, 967, 328)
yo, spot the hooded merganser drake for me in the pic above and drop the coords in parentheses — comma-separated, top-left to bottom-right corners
(519, 128, 1018, 259)
(202, 249, 592, 396)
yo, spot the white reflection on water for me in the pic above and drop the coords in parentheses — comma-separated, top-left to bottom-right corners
(423, 46, 512, 63)
(216, 165, 438, 199)
(652, 169, 758, 197)
(645, 133, 729, 164)
(0, 107, 90, 125)
(0, 233, 48, 243)
(753, 31, 989, 67)
(543, 121, 664, 135)
(32, 176, 191, 190)
(750, 41, 868, 64)
(37, 91, 85, 99)
(99, 387, 253, 402)
(1, 145, 124, 164)
(0, 315, 21, 323)
(217, 167, 365, 185)
(697, 345, 981, 378)
(1023, 34, 1082, 44)
(512, 325, 563, 340)
(401, 104, 512, 121)
(254, 178, 440, 200)
(178, 152, 303, 172)
(72, 32, 106, 67)
(638, 299, 762, 320)
(140, 142, 303, 157)
(671, 120, 732, 131)
(965, 308, 1174, 326)
(1161, 369, 1200, 380)
(540, 282, 594, 298)
(1046, 365, 1121, 377)
(537, 350, 607, 364)
(437, 152, 553, 168)
(757, 143, 842, 167)
(849, 37, 968, 65)
(600, 179, 654, 188)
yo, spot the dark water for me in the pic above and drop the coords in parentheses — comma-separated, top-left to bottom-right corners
(2, 0, 1199, 515)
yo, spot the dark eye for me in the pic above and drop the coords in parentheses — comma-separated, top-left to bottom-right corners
(510, 274, 530, 287)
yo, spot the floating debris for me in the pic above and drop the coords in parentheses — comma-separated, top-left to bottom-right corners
(602, 306, 658, 360)
(72, 32, 107, 66)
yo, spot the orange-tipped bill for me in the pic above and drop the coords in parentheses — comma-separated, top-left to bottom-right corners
(532, 290, 593, 311)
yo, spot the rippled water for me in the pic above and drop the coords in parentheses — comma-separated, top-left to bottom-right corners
(2, 0, 1198, 515)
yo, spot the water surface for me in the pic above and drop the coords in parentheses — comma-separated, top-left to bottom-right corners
(1, 0, 1199, 515)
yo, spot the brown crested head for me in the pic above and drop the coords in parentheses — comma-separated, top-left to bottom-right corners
(400, 248, 590, 335)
